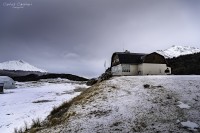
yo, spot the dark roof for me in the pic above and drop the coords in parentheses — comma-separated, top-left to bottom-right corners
(111, 52, 168, 67)
(112, 52, 146, 65)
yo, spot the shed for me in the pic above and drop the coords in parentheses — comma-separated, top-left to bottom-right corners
(0, 83, 3, 93)
(0, 76, 16, 89)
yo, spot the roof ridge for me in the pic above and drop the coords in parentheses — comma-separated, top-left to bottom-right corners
(114, 52, 147, 55)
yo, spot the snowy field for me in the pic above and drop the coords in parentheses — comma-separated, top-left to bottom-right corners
(0, 78, 88, 133)
(39, 75, 200, 133)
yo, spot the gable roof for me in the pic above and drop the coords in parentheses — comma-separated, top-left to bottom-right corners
(111, 52, 167, 67)
(111, 52, 146, 66)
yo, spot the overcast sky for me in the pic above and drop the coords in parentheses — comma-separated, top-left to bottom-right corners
(1, 0, 200, 77)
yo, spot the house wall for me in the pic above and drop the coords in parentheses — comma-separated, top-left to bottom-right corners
(130, 65, 138, 75)
(112, 64, 138, 76)
(111, 64, 122, 75)
(112, 63, 171, 76)
(138, 63, 171, 75)
(138, 64, 143, 75)
(121, 64, 131, 76)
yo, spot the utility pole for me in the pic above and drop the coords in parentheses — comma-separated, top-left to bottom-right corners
(104, 60, 106, 71)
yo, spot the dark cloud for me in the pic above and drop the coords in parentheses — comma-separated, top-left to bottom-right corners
(1, 0, 200, 77)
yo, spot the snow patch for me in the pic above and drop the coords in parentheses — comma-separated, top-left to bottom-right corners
(181, 121, 199, 131)
(177, 101, 190, 109)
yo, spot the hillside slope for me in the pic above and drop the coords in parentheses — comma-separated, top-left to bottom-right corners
(167, 52, 200, 75)
(33, 76, 200, 133)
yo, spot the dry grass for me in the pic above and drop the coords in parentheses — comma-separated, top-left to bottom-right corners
(48, 83, 101, 122)
(13, 122, 28, 133)
(14, 128, 23, 133)
(14, 118, 42, 133)
(23, 122, 28, 132)
(31, 118, 42, 128)
(16, 82, 103, 132)
(74, 86, 88, 92)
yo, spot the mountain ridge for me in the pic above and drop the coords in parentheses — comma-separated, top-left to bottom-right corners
(156, 45, 200, 58)
(0, 60, 47, 73)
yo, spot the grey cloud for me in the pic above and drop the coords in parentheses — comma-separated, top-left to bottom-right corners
(1, 0, 200, 77)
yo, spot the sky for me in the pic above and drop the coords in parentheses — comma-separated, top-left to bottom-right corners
(1, 0, 200, 78)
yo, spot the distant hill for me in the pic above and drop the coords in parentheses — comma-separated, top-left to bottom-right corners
(157, 45, 200, 58)
(167, 52, 200, 75)
(13, 73, 88, 82)
(0, 60, 88, 81)
(0, 70, 45, 77)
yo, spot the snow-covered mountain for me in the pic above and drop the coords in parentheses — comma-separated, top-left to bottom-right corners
(0, 60, 47, 72)
(156, 45, 200, 58)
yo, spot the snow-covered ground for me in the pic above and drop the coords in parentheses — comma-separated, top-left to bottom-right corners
(0, 78, 88, 133)
(39, 75, 200, 133)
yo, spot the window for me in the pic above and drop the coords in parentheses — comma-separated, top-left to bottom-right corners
(122, 65, 130, 72)
(122, 69, 130, 72)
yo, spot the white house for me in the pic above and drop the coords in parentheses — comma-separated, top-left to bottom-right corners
(111, 51, 171, 76)
(0, 76, 16, 89)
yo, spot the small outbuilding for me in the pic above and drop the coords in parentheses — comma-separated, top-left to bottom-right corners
(0, 76, 16, 89)
(0, 83, 3, 93)
(111, 51, 171, 76)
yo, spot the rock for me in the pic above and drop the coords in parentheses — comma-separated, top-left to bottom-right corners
(86, 67, 112, 86)
(98, 71, 112, 82)
(86, 78, 98, 86)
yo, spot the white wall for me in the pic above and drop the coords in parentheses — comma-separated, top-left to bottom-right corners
(111, 64, 122, 76)
(121, 64, 131, 76)
(138, 64, 143, 75)
(112, 64, 138, 76)
(112, 63, 171, 76)
(130, 65, 138, 75)
(139, 63, 171, 75)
